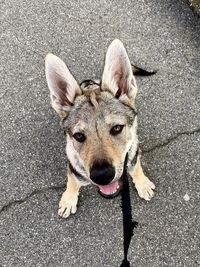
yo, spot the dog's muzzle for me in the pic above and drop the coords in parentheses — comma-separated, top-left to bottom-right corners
(90, 161, 122, 198)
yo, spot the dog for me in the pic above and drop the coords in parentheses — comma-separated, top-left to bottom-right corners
(45, 39, 155, 218)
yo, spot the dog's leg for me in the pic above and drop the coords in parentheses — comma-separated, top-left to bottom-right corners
(129, 154, 155, 201)
(58, 170, 81, 218)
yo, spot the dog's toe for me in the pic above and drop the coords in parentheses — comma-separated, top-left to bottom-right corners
(71, 204, 77, 214)
(62, 208, 71, 218)
(58, 206, 66, 217)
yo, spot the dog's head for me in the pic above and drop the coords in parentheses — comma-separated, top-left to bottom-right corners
(45, 39, 138, 197)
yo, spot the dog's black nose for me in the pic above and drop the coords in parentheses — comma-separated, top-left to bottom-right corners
(90, 161, 115, 185)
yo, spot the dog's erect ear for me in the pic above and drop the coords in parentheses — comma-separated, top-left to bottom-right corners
(45, 53, 81, 118)
(101, 39, 137, 104)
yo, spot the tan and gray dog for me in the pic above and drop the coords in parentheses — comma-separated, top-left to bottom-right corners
(45, 39, 155, 218)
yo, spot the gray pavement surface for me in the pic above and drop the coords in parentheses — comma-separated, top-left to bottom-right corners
(0, 0, 200, 266)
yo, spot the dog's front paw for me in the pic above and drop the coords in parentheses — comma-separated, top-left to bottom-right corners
(58, 191, 79, 218)
(135, 176, 155, 201)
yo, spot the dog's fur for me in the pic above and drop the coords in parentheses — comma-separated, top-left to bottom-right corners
(45, 39, 155, 218)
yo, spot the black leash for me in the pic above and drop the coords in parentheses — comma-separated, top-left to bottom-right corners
(120, 154, 138, 267)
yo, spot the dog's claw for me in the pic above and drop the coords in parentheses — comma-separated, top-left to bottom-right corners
(58, 192, 78, 218)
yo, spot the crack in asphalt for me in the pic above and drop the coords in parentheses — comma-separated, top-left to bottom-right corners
(0, 184, 65, 215)
(1, 126, 200, 214)
(143, 126, 200, 153)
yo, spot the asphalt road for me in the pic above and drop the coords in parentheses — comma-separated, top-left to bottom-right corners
(0, 0, 200, 266)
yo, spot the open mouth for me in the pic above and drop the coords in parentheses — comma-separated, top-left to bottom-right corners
(98, 180, 122, 198)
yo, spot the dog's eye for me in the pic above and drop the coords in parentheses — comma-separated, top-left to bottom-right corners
(110, 125, 124, 136)
(73, 132, 86, 143)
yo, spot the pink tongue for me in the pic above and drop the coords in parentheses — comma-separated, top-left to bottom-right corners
(99, 181, 119, 195)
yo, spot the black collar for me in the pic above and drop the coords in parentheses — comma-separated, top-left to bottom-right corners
(68, 161, 88, 183)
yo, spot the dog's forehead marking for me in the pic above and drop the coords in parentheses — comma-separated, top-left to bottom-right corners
(68, 89, 135, 133)
(104, 114, 127, 125)
(73, 120, 86, 133)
